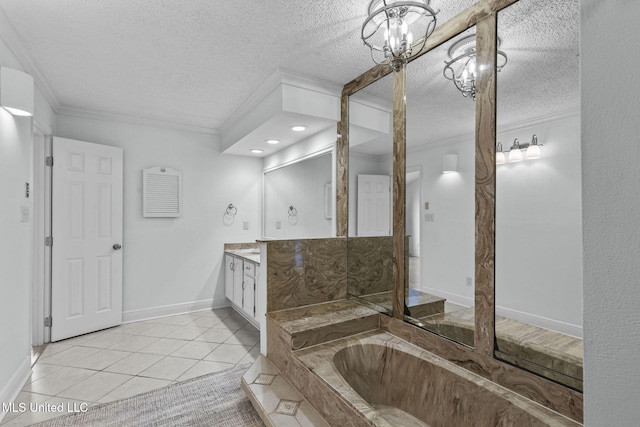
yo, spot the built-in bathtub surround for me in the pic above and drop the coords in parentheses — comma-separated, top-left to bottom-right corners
(296, 331, 580, 427)
(347, 236, 394, 297)
(265, 238, 348, 311)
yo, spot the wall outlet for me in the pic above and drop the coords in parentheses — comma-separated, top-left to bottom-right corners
(275, 220, 281, 229)
(466, 277, 473, 286)
(242, 220, 249, 230)
(424, 213, 434, 222)
(21, 205, 30, 222)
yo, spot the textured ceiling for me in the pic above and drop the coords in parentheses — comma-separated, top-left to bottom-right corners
(0, 0, 579, 144)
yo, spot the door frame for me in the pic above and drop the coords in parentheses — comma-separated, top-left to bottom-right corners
(30, 124, 52, 346)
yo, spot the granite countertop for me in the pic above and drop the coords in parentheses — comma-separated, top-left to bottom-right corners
(225, 248, 260, 264)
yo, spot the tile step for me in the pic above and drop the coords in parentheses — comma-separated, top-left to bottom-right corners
(242, 355, 330, 427)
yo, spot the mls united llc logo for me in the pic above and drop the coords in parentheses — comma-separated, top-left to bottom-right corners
(3, 402, 89, 414)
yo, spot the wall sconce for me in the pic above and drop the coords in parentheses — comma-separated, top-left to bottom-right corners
(361, 0, 438, 72)
(497, 135, 543, 164)
(496, 142, 506, 165)
(0, 67, 34, 116)
(442, 154, 458, 174)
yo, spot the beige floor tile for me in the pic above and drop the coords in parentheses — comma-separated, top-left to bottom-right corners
(108, 335, 159, 352)
(138, 338, 189, 356)
(38, 346, 101, 366)
(165, 325, 211, 340)
(225, 330, 260, 346)
(38, 343, 73, 360)
(150, 314, 198, 326)
(135, 323, 182, 338)
(194, 327, 234, 343)
(204, 343, 250, 364)
(97, 377, 171, 403)
(216, 316, 248, 330)
(57, 371, 133, 402)
(190, 316, 223, 328)
(65, 349, 132, 371)
(103, 352, 163, 375)
(239, 346, 261, 365)
(170, 341, 219, 360)
(25, 363, 65, 384)
(114, 322, 155, 335)
(78, 332, 132, 349)
(176, 360, 234, 382)
(138, 356, 198, 381)
(22, 367, 96, 396)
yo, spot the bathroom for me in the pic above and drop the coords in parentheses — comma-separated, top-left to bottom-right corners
(0, 0, 638, 425)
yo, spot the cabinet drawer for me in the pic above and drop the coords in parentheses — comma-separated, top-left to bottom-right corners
(243, 262, 256, 277)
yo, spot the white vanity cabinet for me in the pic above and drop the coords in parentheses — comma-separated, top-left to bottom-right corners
(224, 251, 260, 329)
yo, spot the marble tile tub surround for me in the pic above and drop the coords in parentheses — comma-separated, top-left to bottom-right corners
(267, 300, 381, 350)
(346, 236, 393, 297)
(266, 238, 348, 312)
(295, 331, 581, 427)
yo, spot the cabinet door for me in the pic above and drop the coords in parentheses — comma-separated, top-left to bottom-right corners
(243, 274, 255, 318)
(224, 255, 235, 301)
(232, 257, 244, 307)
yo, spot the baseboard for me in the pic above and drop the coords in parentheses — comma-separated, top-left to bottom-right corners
(495, 306, 583, 339)
(421, 287, 583, 338)
(0, 355, 31, 423)
(122, 298, 230, 324)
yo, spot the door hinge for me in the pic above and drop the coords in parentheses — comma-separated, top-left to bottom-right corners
(45, 156, 54, 167)
(44, 317, 52, 327)
(45, 236, 53, 247)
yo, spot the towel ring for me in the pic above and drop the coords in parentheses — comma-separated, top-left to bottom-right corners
(288, 205, 298, 217)
(226, 204, 237, 217)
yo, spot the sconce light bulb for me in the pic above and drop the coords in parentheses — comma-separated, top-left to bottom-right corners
(526, 144, 541, 159)
(496, 151, 506, 165)
(509, 148, 522, 162)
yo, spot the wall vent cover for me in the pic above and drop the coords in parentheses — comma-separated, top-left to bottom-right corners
(143, 167, 182, 217)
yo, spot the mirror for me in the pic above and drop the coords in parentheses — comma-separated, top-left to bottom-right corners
(402, 26, 477, 347)
(346, 73, 394, 315)
(263, 151, 334, 239)
(495, 0, 582, 389)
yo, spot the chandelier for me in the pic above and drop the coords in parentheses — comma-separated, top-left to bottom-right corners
(361, 0, 438, 72)
(443, 34, 508, 99)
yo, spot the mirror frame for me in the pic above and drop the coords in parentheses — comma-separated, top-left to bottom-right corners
(337, 0, 583, 422)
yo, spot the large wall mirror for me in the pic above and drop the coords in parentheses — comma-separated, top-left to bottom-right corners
(345, 73, 394, 315)
(495, 0, 582, 390)
(263, 150, 335, 239)
(403, 26, 477, 348)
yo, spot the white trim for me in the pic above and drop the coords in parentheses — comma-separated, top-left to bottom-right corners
(420, 286, 583, 338)
(262, 145, 333, 174)
(0, 356, 31, 424)
(495, 306, 583, 339)
(57, 108, 219, 136)
(122, 298, 229, 324)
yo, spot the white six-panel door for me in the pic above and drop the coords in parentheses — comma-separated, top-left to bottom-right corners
(357, 174, 391, 236)
(51, 137, 123, 342)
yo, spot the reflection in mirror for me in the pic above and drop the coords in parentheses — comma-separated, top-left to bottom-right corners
(263, 151, 333, 239)
(346, 73, 394, 315)
(496, 0, 582, 390)
(403, 26, 476, 347)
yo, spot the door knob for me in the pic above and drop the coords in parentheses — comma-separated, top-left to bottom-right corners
(113, 244, 122, 250)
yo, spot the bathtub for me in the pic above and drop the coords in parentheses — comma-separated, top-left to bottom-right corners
(295, 331, 580, 427)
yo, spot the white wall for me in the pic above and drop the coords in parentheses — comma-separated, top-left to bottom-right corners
(56, 115, 262, 319)
(264, 153, 332, 239)
(407, 114, 583, 336)
(0, 37, 56, 418)
(582, 1, 640, 424)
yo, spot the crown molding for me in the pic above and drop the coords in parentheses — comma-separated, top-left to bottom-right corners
(57, 107, 220, 136)
(407, 107, 580, 154)
(0, 8, 60, 112)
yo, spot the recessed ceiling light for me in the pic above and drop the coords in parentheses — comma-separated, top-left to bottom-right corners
(291, 125, 307, 132)
(250, 149, 263, 154)
(265, 139, 280, 144)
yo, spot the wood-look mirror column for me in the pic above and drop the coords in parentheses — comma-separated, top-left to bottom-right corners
(474, 13, 498, 356)
(392, 68, 407, 319)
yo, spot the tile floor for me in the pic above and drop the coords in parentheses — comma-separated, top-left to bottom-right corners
(1, 307, 259, 426)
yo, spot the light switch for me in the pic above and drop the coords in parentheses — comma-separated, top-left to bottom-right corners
(21, 205, 30, 222)
(424, 202, 429, 210)
(275, 220, 281, 229)
(242, 220, 249, 230)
